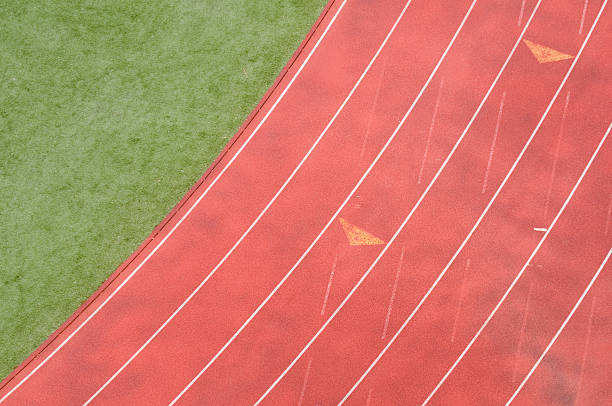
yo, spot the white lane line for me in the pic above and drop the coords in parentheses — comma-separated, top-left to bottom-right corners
(579, 0, 589, 34)
(425, 121, 612, 405)
(543, 91, 571, 220)
(335, 0, 545, 401)
(450, 258, 471, 343)
(573, 295, 596, 405)
(417, 78, 444, 184)
(252, 2, 482, 403)
(482, 91, 506, 194)
(0, 2, 349, 403)
(604, 193, 612, 236)
(167, 2, 481, 404)
(342, 5, 604, 403)
(511, 282, 534, 383)
(87, 0, 425, 402)
(321, 254, 339, 316)
(297, 358, 313, 406)
(382, 247, 406, 340)
(518, 0, 527, 26)
(533, 227, 547, 232)
(507, 249, 611, 405)
(359, 55, 390, 164)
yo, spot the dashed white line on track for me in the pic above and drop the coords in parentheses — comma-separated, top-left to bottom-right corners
(321, 254, 338, 316)
(543, 91, 571, 220)
(297, 358, 313, 406)
(417, 78, 444, 185)
(579, 0, 589, 34)
(382, 247, 405, 340)
(512, 281, 533, 383)
(604, 193, 611, 236)
(518, 0, 527, 26)
(482, 91, 506, 194)
(359, 55, 390, 164)
(574, 295, 596, 405)
(450, 258, 471, 343)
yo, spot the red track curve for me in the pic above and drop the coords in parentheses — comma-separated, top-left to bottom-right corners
(1, 0, 610, 405)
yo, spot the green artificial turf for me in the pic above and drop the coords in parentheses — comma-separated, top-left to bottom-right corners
(0, 0, 327, 379)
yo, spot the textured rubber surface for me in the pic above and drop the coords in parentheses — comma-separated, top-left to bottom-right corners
(1, 0, 610, 404)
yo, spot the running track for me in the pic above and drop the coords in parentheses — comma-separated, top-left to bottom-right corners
(1, 0, 610, 404)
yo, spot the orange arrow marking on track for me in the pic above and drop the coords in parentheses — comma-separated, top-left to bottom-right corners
(523, 39, 574, 63)
(339, 218, 385, 246)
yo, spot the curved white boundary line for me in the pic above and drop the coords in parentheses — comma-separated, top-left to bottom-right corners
(421, 5, 608, 402)
(423, 117, 610, 405)
(171, 1, 480, 404)
(84, 0, 429, 403)
(507, 246, 612, 405)
(0, 1, 349, 403)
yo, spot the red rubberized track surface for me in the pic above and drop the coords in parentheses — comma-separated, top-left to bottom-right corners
(2, 0, 611, 404)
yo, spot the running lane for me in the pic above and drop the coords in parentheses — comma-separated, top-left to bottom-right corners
(1, 0, 609, 405)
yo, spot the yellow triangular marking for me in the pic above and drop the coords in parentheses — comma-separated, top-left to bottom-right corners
(339, 218, 385, 246)
(523, 39, 574, 64)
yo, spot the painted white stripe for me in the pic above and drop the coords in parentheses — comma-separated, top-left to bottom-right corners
(481, 91, 506, 194)
(543, 91, 571, 220)
(86, 0, 423, 402)
(381, 247, 406, 340)
(342, 4, 606, 403)
(297, 358, 313, 406)
(604, 193, 612, 235)
(507, 248, 611, 405)
(261, 1, 553, 403)
(359, 55, 390, 164)
(417, 78, 444, 184)
(579, 0, 589, 34)
(573, 295, 596, 405)
(511, 281, 533, 383)
(320, 254, 338, 316)
(450, 258, 471, 343)
(424, 121, 611, 405)
(176, 1, 481, 404)
(518, 0, 527, 26)
(0, 2, 349, 403)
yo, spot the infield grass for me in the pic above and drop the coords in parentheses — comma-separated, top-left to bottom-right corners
(0, 0, 327, 379)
